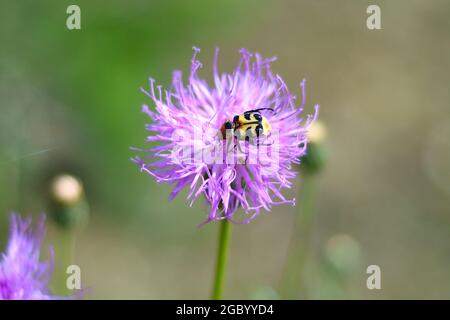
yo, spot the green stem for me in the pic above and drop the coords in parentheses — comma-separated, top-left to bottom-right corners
(54, 229, 76, 295)
(280, 173, 315, 299)
(211, 219, 232, 300)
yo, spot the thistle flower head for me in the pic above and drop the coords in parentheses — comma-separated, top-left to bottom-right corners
(132, 47, 319, 224)
(0, 213, 56, 300)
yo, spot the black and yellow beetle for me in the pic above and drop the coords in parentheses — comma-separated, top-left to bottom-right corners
(220, 108, 274, 143)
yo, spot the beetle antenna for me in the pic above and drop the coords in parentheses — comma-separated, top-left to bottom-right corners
(245, 107, 275, 113)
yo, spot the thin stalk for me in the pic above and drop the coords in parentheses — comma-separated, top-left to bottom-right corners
(211, 219, 232, 300)
(280, 173, 315, 299)
(54, 229, 76, 295)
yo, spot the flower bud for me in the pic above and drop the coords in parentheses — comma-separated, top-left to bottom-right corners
(51, 174, 83, 205)
(325, 234, 361, 275)
(49, 174, 89, 230)
(307, 120, 327, 145)
(301, 121, 328, 174)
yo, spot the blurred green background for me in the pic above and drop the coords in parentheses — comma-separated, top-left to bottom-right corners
(1, 0, 450, 299)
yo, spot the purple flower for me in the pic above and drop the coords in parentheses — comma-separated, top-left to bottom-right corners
(0, 213, 56, 300)
(132, 47, 319, 224)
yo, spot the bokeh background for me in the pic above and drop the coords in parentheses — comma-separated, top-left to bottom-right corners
(1, 0, 450, 299)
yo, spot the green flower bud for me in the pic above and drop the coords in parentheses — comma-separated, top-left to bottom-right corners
(324, 234, 362, 276)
